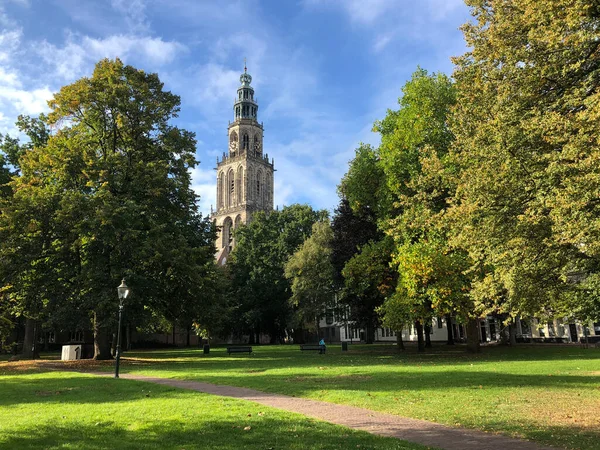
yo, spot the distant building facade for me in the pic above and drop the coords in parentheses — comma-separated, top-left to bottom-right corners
(211, 66, 274, 265)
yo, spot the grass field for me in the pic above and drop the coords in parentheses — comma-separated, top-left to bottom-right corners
(105, 343, 600, 450)
(0, 369, 426, 450)
(0, 345, 600, 449)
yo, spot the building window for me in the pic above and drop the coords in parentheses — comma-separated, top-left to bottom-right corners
(70, 331, 84, 342)
(593, 322, 600, 335)
(326, 310, 333, 325)
(539, 326, 545, 337)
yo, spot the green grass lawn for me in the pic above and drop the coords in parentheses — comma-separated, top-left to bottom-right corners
(0, 370, 427, 450)
(105, 343, 600, 450)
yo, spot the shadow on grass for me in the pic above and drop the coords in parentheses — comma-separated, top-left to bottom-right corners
(124, 343, 600, 364)
(0, 374, 426, 450)
(4, 367, 595, 406)
(1, 417, 426, 450)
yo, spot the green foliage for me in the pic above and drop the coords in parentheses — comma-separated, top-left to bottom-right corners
(376, 67, 456, 212)
(342, 237, 396, 337)
(330, 197, 380, 287)
(367, 68, 474, 345)
(338, 143, 392, 221)
(229, 204, 327, 341)
(449, 0, 600, 322)
(285, 220, 335, 330)
(0, 59, 216, 358)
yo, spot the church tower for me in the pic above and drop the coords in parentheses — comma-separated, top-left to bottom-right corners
(212, 64, 274, 264)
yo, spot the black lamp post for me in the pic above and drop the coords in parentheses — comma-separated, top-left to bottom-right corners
(115, 278, 130, 378)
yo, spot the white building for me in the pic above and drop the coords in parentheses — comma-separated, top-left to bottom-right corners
(319, 310, 600, 344)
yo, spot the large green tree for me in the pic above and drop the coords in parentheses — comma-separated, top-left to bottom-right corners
(449, 0, 600, 328)
(371, 68, 476, 351)
(285, 220, 336, 334)
(0, 59, 215, 359)
(229, 204, 327, 343)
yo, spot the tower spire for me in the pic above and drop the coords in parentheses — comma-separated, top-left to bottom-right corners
(244, 57, 247, 73)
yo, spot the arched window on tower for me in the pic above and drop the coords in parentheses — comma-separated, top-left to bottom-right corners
(253, 134, 261, 156)
(256, 169, 263, 205)
(222, 217, 233, 251)
(230, 131, 238, 156)
(218, 172, 224, 209)
(235, 106, 240, 119)
(246, 167, 253, 201)
(227, 169, 235, 207)
(243, 133, 249, 151)
(236, 166, 244, 205)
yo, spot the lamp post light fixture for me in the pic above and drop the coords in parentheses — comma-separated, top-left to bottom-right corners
(115, 278, 131, 378)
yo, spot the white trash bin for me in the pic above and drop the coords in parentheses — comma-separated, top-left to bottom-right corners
(61, 345, 82, 360)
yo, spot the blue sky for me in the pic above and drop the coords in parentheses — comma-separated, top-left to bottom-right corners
(0, 0, 470, 216)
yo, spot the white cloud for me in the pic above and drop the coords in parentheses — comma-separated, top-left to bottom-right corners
(36, 33, 187, 81)
(110, 0, 149, 34)
(0, 86, 52, 115)
(373, 32, 394, 53)
(0, 29, 21, 62)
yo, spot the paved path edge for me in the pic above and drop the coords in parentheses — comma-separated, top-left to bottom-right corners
(83, 371, 557, 450)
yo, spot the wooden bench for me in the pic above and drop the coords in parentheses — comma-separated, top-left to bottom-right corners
(300, 344, 325, 353)
(227, 346, 252, 355)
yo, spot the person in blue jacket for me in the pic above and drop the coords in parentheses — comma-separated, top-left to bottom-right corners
(319, 338, 326, 354)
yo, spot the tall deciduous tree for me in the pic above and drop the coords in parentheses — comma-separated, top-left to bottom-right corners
(373, 68, 476, 351)
(229, 204, 327, 343)
(450, 0, 600, 329)
(0, 59, 215, 359)
(342, 237, 396, 344)
(285, 220, 335, 334)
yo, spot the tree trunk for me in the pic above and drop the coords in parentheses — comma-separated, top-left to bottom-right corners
(509, 322, 517, 346)
(93, 312, 113, 360)
(172, 323, 176, 346)
(396, 329, 405, 351)
(366, 323, 376, 344)
(415, 320, 425, 352)
(424, 323, 432, 348)
(186, 325, 191, 347)
(446, 315, 454, 345)
(466, 318, 481, 353)
(22, 318, 39, 359)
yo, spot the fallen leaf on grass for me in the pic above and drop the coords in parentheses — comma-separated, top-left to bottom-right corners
(244, 426, 251, 431)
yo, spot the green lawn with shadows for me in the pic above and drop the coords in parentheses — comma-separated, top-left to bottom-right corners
(114, 344, 600, 450)
(0, 371, 428, 450)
